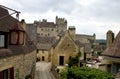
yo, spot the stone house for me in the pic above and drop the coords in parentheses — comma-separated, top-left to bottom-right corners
(26, 16, 67, 62)
(26, 16, 96, 66)
(0, 7, 36, 79)
(102, 31, 120, 77)
(51, 26, 85, 66)
(76, 34, 96, 61)
(36, 37, 56, 62)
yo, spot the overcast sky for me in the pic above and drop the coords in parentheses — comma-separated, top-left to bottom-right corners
(1, 0, 120, 39)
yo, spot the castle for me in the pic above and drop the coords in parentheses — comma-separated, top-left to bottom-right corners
(35, 16, 67, 37)
(27, 16, 96, 66)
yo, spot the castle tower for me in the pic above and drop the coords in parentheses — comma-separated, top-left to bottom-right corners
(93, 33, 96, 42)
(68, 26, 76, 41)
(56, 16, 67, 34)
(106, 30, 114, 47)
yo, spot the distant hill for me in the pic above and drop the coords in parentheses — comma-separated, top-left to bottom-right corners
(96, 39, 106, 45)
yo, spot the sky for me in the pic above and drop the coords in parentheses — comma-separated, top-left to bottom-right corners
(0, 0, 120, 39)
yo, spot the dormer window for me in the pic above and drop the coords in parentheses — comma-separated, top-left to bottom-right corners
(9, 30, 25, 45)
(9, 22, 25, 45)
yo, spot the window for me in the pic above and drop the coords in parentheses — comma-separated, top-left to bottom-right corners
(3, 69, 8, 79)
(0, 35, 5, 47)
(9, 31, 24, 45)
(0, 67, 14, 79)
(19, 32, 24, 44)
(0, 32, 7, 48)
(51, 29, 54, 31)
(48, 33, 50, 36)
(42, 56, 45, 61)
(10, 31, 18, 44)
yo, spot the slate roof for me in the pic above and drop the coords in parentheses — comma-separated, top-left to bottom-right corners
(37, 37, 56, 50)
(10, 22, 25, 31)
(76, 34, 95, 44)
(0, 7, 19, 32)
(0, 7, 36, 59)
(102, 31, 120, 58)
(38, 22, 56, 28)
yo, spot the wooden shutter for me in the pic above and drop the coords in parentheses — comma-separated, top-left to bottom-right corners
(0, 71, 3, 79)
(10, 67, 14, 79)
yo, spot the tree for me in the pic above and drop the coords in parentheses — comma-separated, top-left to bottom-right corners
(60, 66, 115, 79)
(68, 52, 81, 67)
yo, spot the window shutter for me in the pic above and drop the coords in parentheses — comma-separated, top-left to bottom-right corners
(19, 32, 24, 44)
(10, 67, 14, 79)
(11, 32, 18, 44)
(0, 71, 3, 79)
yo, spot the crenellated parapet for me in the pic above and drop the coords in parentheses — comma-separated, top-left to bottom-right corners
(55, 16, 67, 33)
(56, 16, 67, 24)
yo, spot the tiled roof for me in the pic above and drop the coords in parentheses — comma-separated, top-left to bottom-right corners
(102, 31, 120, 58)
(0, 7, 36, 58)
(76, 34, 95, 43)
(38, 22, 56, 28)
(10, 22, 25, 31)
(0, 7, 19, 32)
(37, 37, 56, 50)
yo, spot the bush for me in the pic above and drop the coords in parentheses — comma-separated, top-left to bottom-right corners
(25, 74, 31, 79)
(60, 66, 115, 79)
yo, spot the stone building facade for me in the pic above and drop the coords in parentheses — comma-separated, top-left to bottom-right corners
(26, 16, 67, 62)
(34, 16, 67, 37)
(50, 26, 96, 67)
(102, 31, 120, 78)
(26, 16, 96, 65)
(36, 37, 55, 62)
(51, 26, 83, 66)
(0, 7, 36, 79)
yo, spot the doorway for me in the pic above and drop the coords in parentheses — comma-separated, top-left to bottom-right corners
(42, 56, 45, 61)
(59, 56, 64, 65)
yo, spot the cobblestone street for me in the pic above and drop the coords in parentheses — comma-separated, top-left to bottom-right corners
(35, 62, 55, 79)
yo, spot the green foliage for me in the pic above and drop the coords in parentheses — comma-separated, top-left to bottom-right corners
(97, 50, 103, 55)
(68, 56, 79, 67)
(25, 74, 31, 79)
(60, 66, 115, 79)
(77, 51, 81, 57)
(68, 52, 81, 67)
(60, 69, 67, 79)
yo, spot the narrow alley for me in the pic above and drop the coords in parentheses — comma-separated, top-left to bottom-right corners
(35, 62, 55, 79)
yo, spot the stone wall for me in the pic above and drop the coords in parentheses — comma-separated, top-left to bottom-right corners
(51, 31, 80, 66)
(37, 50, 50, 62)
(0, 50, 36, 79)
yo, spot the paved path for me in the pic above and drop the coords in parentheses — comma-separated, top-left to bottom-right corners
(35, 62, 55, 79)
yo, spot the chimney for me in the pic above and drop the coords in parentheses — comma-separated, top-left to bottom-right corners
(68, 26, 76, 40)
(21, 19, 26, 30)
(106, 30, 114, 47)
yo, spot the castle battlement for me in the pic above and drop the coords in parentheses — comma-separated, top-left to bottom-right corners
(56, 16, 67, 24)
